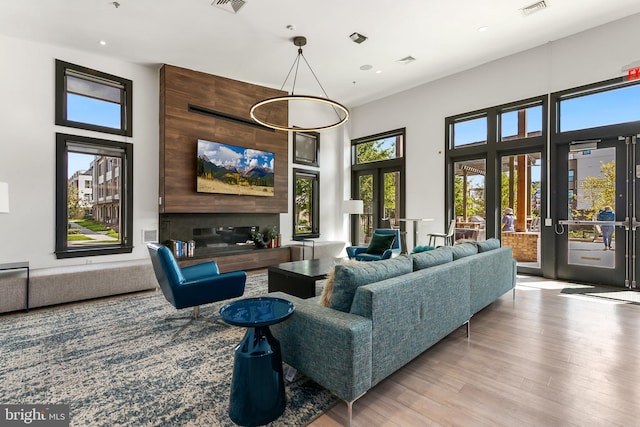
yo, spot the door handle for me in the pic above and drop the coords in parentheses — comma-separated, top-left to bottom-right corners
(557, 220, 625, 226)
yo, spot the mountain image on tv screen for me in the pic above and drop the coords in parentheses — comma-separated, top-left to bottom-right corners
(196, 139, 275, 197)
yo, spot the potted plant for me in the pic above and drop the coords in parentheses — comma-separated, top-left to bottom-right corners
(252, 230, 268, 249)
(267, 226, 279, 248)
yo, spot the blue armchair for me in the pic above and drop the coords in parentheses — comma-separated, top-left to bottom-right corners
(147, 242, 246, 338)
(346, 228, 402, 261)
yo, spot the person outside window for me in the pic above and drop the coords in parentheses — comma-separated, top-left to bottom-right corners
(501, 208, 515, 232)
(597, 205, 615, 250)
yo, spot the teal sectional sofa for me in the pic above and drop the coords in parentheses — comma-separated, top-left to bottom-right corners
(270, 239, 516, 425)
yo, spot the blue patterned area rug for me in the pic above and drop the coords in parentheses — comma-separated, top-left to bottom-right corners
(0, 273, 337, 426)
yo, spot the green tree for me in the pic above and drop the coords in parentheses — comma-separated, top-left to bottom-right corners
(295, 177, 312, 233)
(501, 171, 514, 213)
(355, 139, 396, 216)
(454, 173, 485, 218)
(356, 139, 395, 163)
(579, 160, 615, 219)
(454, 175, 464, 217)
(67, 183, 83, 219)
(383, 171, 399, 219)
(197, 157, 204, 177)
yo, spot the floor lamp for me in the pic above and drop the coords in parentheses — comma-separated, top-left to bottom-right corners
(343, 199, 363, 245)
(0, 182, 9, 214)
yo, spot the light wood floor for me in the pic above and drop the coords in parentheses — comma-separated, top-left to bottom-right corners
(309, 275, 640, 427)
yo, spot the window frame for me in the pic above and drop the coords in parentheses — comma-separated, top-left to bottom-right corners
(445, 95, 547, 247)
(498, 101, 544, 142)
(55, 59, 133, 137)
(449, 113, 488, 149)
(293, 130, 320, 167)
(55, 133, 133, 259)
(552, 76, 640, 137)
(350, 128, 406, 244)
(352, 128, 404, 166)
(292, 168, 320, 239)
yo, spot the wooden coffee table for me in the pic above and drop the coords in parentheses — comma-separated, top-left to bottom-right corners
(267, 258, 337, 299)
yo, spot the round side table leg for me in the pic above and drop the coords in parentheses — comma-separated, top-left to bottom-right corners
(229, 326, 286, 426)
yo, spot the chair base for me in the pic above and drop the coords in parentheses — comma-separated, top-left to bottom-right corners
(165, 306, 227, 339)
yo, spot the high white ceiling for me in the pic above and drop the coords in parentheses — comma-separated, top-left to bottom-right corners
(2, 0, 640, 107)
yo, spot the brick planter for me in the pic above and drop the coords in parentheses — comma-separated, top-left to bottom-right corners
(501, 232, 539, 262)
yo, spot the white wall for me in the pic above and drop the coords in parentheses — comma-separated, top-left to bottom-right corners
(2, 12, 639, 268)
(348, 12, 640, 247)
(0, 34, 159, 269)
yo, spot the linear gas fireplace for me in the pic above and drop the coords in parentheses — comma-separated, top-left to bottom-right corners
(159, 213, 280, 258)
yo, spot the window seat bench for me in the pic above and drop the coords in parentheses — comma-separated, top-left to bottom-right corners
(0, 259, 157, 314)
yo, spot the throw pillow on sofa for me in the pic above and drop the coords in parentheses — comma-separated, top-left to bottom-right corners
(326, 256, 413, 312)
(365, 233, 396, 254)
(411, 246, 453, 270)
(319, 259, 362, 307)
(411, 245, 435, 254)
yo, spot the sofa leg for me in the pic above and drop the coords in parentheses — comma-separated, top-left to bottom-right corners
(466, 319, 470, 338)
(345, 392, 366, 427)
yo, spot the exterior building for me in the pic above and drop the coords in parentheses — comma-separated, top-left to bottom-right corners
(68, 169, 93, 212)
(91, 156, 120, 232)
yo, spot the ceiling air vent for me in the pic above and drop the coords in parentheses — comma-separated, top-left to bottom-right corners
(521, 0, 548, 16)
(211, 0, 246, 14)
(396, 56, 416, 65)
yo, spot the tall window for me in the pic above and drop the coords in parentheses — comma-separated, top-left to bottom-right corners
(351, 129, 405, 245)
(55, 60, 132, 136)
(293, 169, 320, 238)
(56, 133, 133, 258)
(446, 96, 547, 254)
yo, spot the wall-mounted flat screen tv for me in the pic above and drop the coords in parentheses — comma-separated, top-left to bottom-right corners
(196, 139, 275, 197)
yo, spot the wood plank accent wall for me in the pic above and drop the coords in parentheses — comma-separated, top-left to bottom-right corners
(159, 64, 288, 213)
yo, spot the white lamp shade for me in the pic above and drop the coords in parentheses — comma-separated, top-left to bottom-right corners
(343, 199, 363, 215)
(0, 182, 9, 214)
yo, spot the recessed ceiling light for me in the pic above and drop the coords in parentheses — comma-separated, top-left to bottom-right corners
(99, 40, 107, 46)
(375, 70, 383, 74)
(360, 64, 373, 71)
(478, 26, 488, 32)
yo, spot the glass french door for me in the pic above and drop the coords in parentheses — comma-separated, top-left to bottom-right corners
(556, 135, 639, 288)
(500, 153, 543, 268)
(453, 159, 486, 242)
(352, 168, 402, 246)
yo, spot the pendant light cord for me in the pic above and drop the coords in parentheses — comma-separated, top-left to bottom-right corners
(279, 48, 343, 121)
